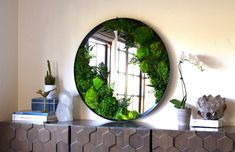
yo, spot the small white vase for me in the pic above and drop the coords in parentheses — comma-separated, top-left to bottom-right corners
(44, 85, 56, 99)
(177, 108, 191, 126)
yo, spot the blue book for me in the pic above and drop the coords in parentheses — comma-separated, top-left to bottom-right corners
(13, 111, 55, 116)
(31, 97, 58, 112)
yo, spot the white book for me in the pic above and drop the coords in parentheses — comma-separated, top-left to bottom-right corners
(12, 114, 57, 123)
(190, 119, 223, 128)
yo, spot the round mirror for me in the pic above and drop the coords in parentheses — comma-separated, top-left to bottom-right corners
(74, 18, 170, 121)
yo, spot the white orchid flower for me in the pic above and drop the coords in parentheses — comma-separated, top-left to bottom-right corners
(180, 52, 205, 71)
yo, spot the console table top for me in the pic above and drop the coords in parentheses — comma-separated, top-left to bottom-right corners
(45, 119, 235, 133)
(2, 119, 235, 133)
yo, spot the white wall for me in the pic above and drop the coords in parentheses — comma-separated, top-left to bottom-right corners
(18, 0, 235, 127)
(0, 0, 18, 121)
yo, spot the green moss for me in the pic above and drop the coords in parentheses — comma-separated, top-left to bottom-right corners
(74, 18, 169, 120)
(93, 77, 104, 90)
(85, 86, 98, 109)
(96, 97, 118, 119)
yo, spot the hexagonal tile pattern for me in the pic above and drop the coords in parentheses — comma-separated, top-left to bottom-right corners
(204, 135, 218, 151)
(122, 145, 135, 152)
(10, 123, 33, 152)
(188, 135, 203, 150)
(182, 147, 208, 152)
(167, 147, 180, 152)
(71, 126, 97, 152)
(217, 136, 233, 151)
(90, 127, 109, 146)
(152, 130, 168, 150)
(159, 133, 173, 150)
(0, 122, 16, 151)
(84, 143, 96, 152)
(38, 127, 50, 143)
(4, 121, 235, 152)
(151, 129, 233, 151)
(71, 126, 150, 152)
(0, 122, 69, 152)
(57, 141, 69, 152)
(174, 132, 193, 151)
(103, 131, 115, 147)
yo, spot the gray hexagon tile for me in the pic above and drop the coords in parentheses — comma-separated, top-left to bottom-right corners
(174, 132, 194, 151)
(204, 135, 218, 151)
(188, 134, 203, 150)
(159, 133, 173, 150)
(217, 136, 233, 151)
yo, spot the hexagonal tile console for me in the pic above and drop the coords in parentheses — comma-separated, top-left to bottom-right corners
(2, 121, 235, 152)
(152, 129, 235, 152)
(71, 126, 150, 152)
(0, 122, 69, 152)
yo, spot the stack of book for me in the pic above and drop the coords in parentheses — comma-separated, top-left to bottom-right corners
(12, 111, 57, 124)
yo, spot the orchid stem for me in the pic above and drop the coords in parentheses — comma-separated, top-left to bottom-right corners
(178, 61, 187, 108)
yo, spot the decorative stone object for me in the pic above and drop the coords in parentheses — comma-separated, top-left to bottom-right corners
(56, 90, 73, 121)
(196, 95, 226, 120)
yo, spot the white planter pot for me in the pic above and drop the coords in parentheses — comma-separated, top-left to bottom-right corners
(44, 85, 56, 99)
(177, 108, 191, 126)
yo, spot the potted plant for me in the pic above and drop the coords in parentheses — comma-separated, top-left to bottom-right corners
(36, 88, 56, 112)
(44, 60, 56, 99)
(170, 52, 204, 126)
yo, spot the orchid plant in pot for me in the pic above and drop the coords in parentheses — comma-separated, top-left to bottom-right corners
(170, 52, 204, 126)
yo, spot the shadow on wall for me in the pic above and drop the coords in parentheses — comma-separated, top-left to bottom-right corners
(223, 98, 235, 126)
(197, 55, 224, 69)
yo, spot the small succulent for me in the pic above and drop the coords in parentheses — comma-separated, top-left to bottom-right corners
(44, 60, 55, 85)
(197, 95, 226, 120)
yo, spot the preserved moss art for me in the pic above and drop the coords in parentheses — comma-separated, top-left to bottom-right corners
(74, 18, 170, 121)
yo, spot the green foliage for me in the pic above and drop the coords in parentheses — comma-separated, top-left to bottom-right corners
(85, 86, 98, 109)
(44, 60, 55, 85)
(97, 85, 114, 98)
(103, 18, 142, 48)
(136, 41, 169, 101)
(133, 26, 155, 46)
(114, 98, 139, 120)
(93, 77, 104, 90)
(170, 98, 186, 109)
(74, 18, 169, 120)
(95, 63, 108, 81)
(128, 110, 139, 119)
(74, 46, 95, 94)
(96, 97, 118, 119)
(103, 18, 170, 102)
(136, 47, 149, 61)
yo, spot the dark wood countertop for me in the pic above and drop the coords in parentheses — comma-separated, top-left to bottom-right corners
(2, 119, 235, 133)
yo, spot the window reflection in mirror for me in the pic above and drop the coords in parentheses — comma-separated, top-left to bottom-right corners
(87, 30, 155, 114)
(74, 18, 170, 121)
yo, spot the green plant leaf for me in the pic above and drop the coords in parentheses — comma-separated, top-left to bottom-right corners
(133, 26, 154, 45)
(128, 110, 139, 120)
(96, 97, 118, 119)
(170, 99, 182, 109)
(85, 86, 98, 109)
(93, 77, 104, 90)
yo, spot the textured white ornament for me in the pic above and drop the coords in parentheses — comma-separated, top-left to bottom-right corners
(56, 90, 73, 121)
(196, 95, 226, 120)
